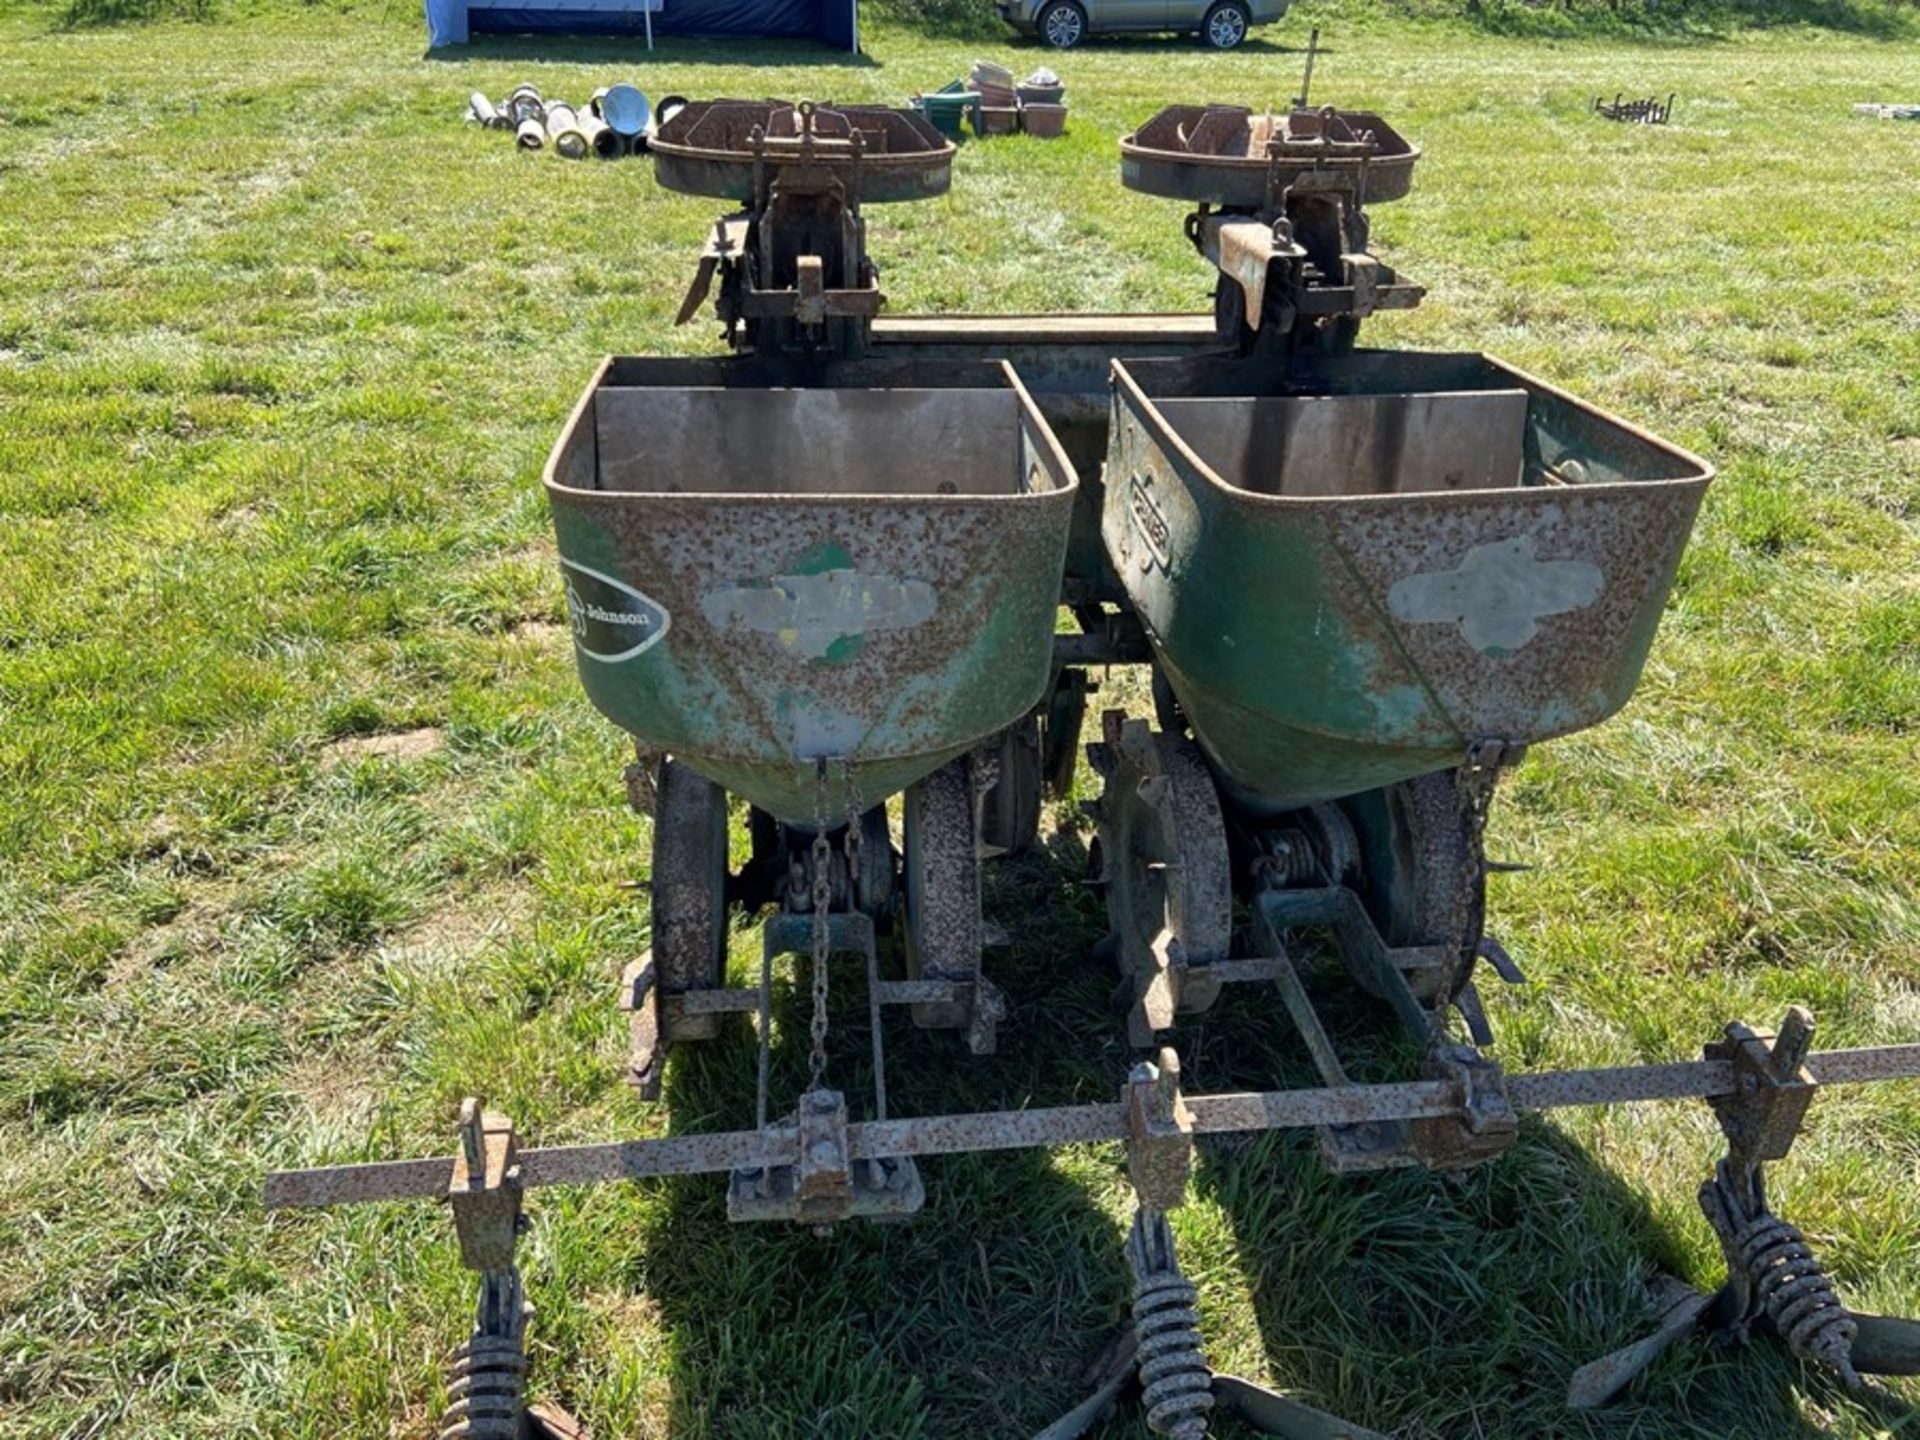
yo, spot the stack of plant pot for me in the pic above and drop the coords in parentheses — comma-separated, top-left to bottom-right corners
(968, 58, 1020, 136)
(1016, 66, 1067, 139)
(913, 62, 1067, 140)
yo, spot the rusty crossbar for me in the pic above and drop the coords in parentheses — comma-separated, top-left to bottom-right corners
(263, 1043, 1920, 1211)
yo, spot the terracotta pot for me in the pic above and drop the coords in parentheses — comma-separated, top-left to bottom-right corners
(1022, 103, 1067, 139)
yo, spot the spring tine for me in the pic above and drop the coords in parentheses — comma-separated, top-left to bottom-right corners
(1128, 1209, 1214, 1439)
(1453, 982, 1495, 1047)
(1566, 1285, 1718, 1409)
(1850, 1313, 1920, 1376)
(1476, 935, 1526, 986)
(1212, 1373, 1391, 1440)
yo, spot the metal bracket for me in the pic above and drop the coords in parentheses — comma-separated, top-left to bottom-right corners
(1705, 1006, 1815, 1172)
(441, 1101, 584, 1440)
(1199, 212, 1304, 334)
(793, 253, 826, 327)
(1125, 1048, 1194, 1213)
(1242, 889, 1516, 1173)
(1252, 886, 1440, 1043)
(450, 1098, 525, 1273)
(1342, 253, 1378, 319)
(1407, 1043, 1517, 1173)
(726, 1087, 924, 1226)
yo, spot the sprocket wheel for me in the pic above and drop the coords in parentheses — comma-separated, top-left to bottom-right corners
(1089, 713, 1232, 1046)
(1339, 769, 1485, 1007)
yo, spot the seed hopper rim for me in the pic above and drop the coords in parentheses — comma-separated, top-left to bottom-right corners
(541, 360, 1079, 506)
(1109, 356, 1716, 509)
(649, 98, 958, 205)
(1119, 105, 1424, 209)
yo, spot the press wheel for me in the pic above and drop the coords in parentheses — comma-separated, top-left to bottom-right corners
(651, 757, 728, 1040)
(1090, 715, 1232, 1045)
(902, 757, 982, 1037)
(849, 805, 896, 916)
(1339, 770, 1484, 1006)
(977, 714, 1042, 859)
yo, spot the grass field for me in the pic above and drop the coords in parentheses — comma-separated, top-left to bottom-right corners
(2, 0, 1918, 1435)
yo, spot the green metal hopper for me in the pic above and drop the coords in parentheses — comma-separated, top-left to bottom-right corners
(543, 358, 1077, 827)
(1104, 351, 1715, 813)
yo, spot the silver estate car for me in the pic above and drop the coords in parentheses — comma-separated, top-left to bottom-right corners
(997, 0, 1288, 49)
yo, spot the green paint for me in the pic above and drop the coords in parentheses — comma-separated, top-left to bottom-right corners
(787, 540, 854, 577)
(821, 634, 864, 666)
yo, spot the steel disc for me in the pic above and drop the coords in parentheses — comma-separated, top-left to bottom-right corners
(978, 714, 1043, 858)
(1339, 769, 1484, 1005)
(902, 757, 981, 1035)
(1092, 716, 1231, 1043)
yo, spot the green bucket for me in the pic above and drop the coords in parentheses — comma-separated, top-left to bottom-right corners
(916, 87, 980, 140)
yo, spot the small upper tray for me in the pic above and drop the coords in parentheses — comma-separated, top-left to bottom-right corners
(650, 100, 955, 205)
(1121, 104, 1419, 209)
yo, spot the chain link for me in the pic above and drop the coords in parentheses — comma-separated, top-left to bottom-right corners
(802, 758, 869, 1096)
(808, 760, 833, 1090)
(1450, 739, 1510, 997)
(841, 761, 864, 915)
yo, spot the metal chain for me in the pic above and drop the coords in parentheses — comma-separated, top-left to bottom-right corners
(1449, 739, 1509, 1006)
(843, 760, 891, 1122)
(808, 760, 833, 1091)
(841, 760, 863, 915)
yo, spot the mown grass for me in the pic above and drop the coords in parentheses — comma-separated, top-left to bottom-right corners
(0, 3, 1916, 1437)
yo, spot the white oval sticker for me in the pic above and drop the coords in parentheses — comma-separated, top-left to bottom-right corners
(562, 559, 671, 663)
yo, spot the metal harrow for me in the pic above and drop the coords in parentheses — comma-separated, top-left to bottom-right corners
(267, 1007, 1920, 1436)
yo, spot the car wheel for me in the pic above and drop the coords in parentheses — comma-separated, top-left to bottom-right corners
(1202, 0, 1248, 48)
(1038, 0, 1086, 48)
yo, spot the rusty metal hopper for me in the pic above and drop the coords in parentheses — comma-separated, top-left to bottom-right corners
(543, 360, 1077, 827)
(651, 99, 955, 205)
(1104, 351, 1713, 812)
(1121, 104, 1420, 209)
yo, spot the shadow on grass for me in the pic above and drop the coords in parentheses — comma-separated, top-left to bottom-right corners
(627, 824, 1140, 1436)
(1182, 935, 1909, 1438)
(425, 33, 880, 67)
(605, 825, 1911, 1436)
